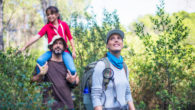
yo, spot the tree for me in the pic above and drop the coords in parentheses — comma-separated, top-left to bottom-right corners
(133, 0, 194, 109)
(57, 0, 91, 22)
(69, 9, 121, 109)
(40, 0, 56, 24)
(0, 0, 4, 51)
(2, 0, 91, 52)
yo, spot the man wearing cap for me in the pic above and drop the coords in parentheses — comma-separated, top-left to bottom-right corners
(31, 36, 79, 110)
(91, 29, 135, 110)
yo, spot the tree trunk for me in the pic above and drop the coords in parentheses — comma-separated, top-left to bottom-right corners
(40, 0, 56, 24)
(0, 0, 4, 51)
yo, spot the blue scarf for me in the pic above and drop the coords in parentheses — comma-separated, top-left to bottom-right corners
(107, 52, 123, 69)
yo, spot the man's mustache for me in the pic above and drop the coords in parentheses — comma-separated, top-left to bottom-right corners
(54, 47, 62, 50)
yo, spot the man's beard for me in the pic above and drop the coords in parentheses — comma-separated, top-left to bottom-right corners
(53, 47, 63, 56)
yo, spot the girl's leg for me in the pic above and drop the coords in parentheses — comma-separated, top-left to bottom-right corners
(36, 51, 52, 74)
(62, 52, 76, 75)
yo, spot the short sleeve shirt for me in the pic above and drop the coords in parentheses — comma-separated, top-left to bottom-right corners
(38, 19, 73, 45)
(32, 60, 74, 109)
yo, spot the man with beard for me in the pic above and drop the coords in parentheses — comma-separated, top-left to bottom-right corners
(31, 36, 79, 110)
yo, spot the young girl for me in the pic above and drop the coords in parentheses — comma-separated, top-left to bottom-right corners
(20, 6, 76, 75)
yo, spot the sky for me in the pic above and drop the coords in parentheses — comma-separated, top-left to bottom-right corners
(88, 0, 195, 27)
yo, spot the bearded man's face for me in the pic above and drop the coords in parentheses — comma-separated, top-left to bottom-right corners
(52, 39, 64, 55)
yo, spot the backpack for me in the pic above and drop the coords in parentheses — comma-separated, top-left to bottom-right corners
(81, 57, 128, 110)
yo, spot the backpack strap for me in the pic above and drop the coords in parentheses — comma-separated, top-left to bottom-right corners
(102, 57, 111, 107)
(102, 58, 128, 90)
(123, 62, 128, 77)
(102, 57, 123, 108)
(102, 57, 111, 90)
(102, 57, 110, 68)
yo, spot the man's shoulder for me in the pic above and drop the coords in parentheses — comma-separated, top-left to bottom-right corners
(48, 60, 63, 64)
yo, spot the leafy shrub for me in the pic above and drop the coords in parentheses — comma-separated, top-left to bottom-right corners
(0, 48, 50, 109)
(131, 0, 195, 109)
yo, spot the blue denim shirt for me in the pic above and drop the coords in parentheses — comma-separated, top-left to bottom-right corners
(91, 60, 133, 108)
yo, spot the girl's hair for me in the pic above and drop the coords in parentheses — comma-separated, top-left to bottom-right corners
(46, 6, 61, 23)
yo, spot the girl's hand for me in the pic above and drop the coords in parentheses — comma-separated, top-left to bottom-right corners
(16, 47, 25, 55)
(72, 51, 76, 59)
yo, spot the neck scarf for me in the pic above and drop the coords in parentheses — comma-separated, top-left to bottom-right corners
(107, 52, 123, 69)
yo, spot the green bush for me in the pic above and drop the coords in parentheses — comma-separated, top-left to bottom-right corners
(0, 9, 122, 109)
(131, 0, 195, 109)
(0, 48, 51, 109)
(70, 9, 122, 109)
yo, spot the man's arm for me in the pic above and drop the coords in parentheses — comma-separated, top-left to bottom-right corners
(66, 70, 79, 88)
(31, 74, 45, 82)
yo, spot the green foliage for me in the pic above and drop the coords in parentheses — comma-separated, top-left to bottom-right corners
(69, 9, 121, 109)
(0, 48, 52, 109)
(1, 0, 195, 109)
(0, 8, 122, 109)
(174, 11, 195, 46)
(71, 9, 121, 74)
(132, 0, 195, 109)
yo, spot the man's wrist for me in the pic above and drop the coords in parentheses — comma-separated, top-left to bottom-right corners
(39, 73, 46, 76)
(67, 80, 77, 89)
